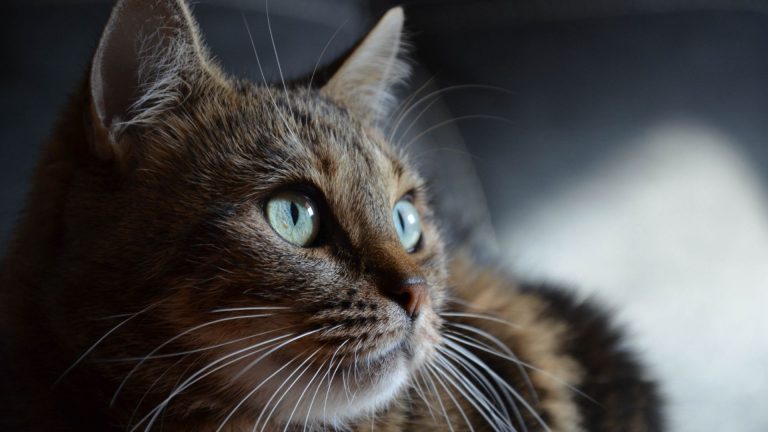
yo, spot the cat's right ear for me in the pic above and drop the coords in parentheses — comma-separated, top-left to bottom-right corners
(320, 8, 409, 125)
(88, 0, 215, 163)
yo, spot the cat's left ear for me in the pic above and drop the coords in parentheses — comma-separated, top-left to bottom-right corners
(88, 0, 218, 163)
(321, 7, 409, 124)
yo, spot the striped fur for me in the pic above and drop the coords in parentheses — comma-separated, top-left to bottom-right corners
(0, 1, 663, 430)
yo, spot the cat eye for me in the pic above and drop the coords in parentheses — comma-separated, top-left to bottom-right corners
(266, 191, 319, 247)
(393, 199, 422, 252)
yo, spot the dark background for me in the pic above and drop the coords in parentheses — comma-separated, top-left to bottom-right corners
(3, 1, 768, 430)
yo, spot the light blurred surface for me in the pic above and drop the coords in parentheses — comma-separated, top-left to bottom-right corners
(501, 120, 768, 431)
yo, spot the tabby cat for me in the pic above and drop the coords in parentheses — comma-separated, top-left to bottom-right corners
(0, 0, 663, 430)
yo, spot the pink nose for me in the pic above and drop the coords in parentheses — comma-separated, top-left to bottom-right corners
(391, 278, 429, 318)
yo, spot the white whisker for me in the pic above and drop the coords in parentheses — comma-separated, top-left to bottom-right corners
(442, 339, 551, 432)
(265, 0, 289, 98)
(305, 340, 348, 430)
(396, 96, 441, 146)
(446, 330, 596, 405)
(403, 114, 515, 151)
(254, 347, 323, 432)
(422, 365, 455, 432)
(55, 300, 162, 387)
(323, 353, 347, 423)
(307, 19, 349, 91)
(442, 312, 521, 329)
(446, 323, 538, 405)
(283, 353, 330, 432)
(128, 356, 185, 428)
(112, 313, 274, 405)
(390, 83, 513, 145)
(215, 350, 307, 432)
(412, 370, 438, 422)
(132, 332, 296, 432)
(435, 349, 517, 431)
(435, 351, 513, 431)
(241, 12, 300, 144)
(438, 345, 521, 429)
(426, 362, 474, 432)
(212, 306, 291, 313)
(102, 327, 291, 362)
(387, 76, 437, 142)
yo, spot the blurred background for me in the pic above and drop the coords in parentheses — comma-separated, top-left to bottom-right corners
(3, 0, 768, 430)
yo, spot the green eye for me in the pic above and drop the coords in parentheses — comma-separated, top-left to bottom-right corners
(266, 192, 319, 247)
(393, 199, 422, 252)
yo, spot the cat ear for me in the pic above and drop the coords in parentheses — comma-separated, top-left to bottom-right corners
(321, 7, 409, 124)
(88, 0, 213, 161)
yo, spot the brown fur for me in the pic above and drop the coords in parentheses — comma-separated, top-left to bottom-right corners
(0, 1, 663, 431)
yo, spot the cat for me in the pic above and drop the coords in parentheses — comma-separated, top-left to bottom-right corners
(0, 0, 663, 430)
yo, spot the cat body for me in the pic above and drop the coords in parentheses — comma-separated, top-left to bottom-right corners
(0, 1, 662, 430)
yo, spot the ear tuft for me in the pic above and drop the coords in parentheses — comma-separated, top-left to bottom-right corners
(321, 7, 410, 125)
(89, 0, 214, 161)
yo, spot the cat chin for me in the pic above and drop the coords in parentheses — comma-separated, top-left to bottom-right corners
(295, 354, 410, 426)
(242, 351, 410, 428)
(226, 318, 440, 427)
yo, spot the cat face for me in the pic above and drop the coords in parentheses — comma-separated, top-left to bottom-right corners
(59, 0, 446, 427)
(116, 85, 448, 425)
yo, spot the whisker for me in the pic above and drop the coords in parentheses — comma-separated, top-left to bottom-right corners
(442, 339, 551, 432)
(437, 348, 520, 431)
(445, 323, 538, 406)
(403, 114, 515, 151)
(215, 349, 308, 432)
(446, 330, 596, 405)
(412, 370, 438, 422)
(426, 362, 474, 432)
(112, 313, 275, 405)
(234, 325, 339, 382)
(241, 12, 270, 89)
(265, 0, 289, 98)
(442, 312, 521, 329)
(132, 333, 296, 432)
(438, 345, 520, 429)
(387, 75, 437, 142)
(323, 353, 348, 424)
(307, 19, 349, 90)
(100, 327, 292, 363)
(283, 353, 330, 432)
(395, 97, 441, 146)
(445, 327, 538, 403)
(54, 300, 162, 387)
(212, 306, 291, 313)
(390, 83, 514, 144)
(422, 364, 455, 432)
(241, 12, 300, 144)
(434, 351, 512, 431)
(304, 340, 349, 430)
(127, 356, 186, 428)
(409, 146, 484, 163)
(254, 348, 323, 432)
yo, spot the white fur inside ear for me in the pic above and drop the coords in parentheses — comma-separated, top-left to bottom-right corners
(89, 0, 214, 147)
(122, 30, 200, 131)
(321, 7, 410, 123)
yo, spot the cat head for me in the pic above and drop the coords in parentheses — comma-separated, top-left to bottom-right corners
(56, 0, 447, 427)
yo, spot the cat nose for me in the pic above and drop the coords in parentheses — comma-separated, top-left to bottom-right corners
(391, 277, 428, 318)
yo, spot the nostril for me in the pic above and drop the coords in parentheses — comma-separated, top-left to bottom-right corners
(394, 278, 428, 318)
